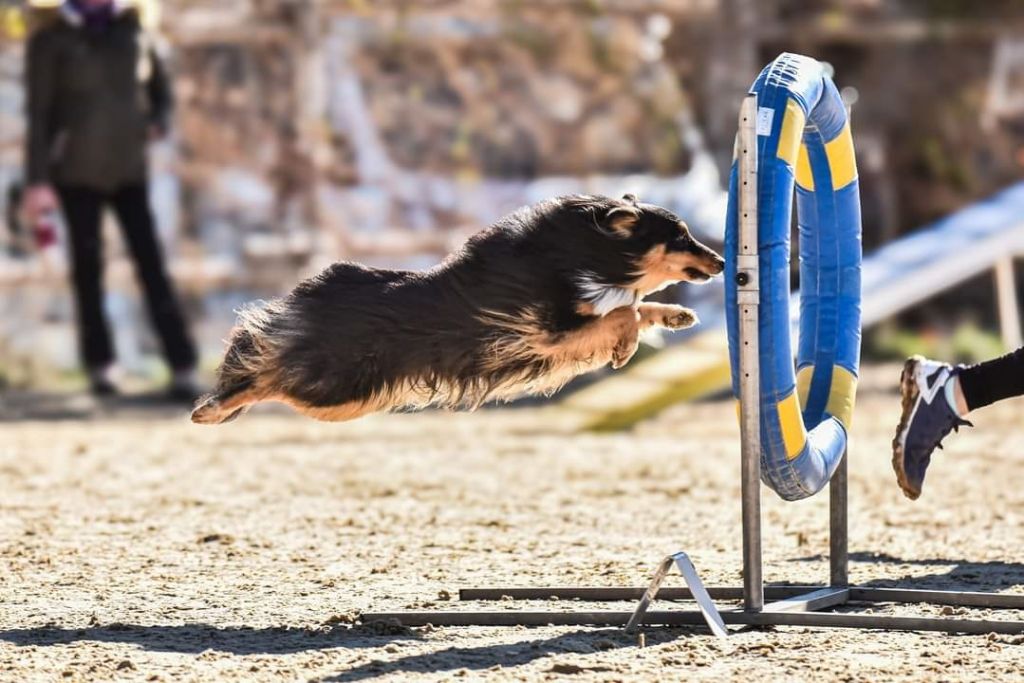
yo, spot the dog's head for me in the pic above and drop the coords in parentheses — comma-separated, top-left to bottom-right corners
(564, 194, 724, 296)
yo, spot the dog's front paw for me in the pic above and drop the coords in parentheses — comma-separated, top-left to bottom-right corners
(662, 307, 699, 330)
(611, 336, 639, 370)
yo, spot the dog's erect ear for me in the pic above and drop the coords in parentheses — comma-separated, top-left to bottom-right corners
(622, 193, 638, 206)
(604, 205, 640, 237)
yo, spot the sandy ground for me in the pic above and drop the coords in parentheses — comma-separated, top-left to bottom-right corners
(2, 363, 1024, 682)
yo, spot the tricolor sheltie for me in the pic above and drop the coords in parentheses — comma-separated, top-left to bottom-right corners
(191, 194, 724, 424)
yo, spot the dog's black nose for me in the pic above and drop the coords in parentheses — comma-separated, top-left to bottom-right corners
(709, 256, 725, 275)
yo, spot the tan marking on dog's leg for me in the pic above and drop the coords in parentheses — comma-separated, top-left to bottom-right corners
(638, 303, 699, 330)
(481, 306, 644, 389)
(286, 397, 380, 423)
(191, 385, 267, 424)
(611, 327, 640, 369)
(544, 306, 641, 370)
(217, 387, 263, 413)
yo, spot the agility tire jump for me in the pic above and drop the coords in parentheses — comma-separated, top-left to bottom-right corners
(725, 53, 863, 501)
(364, 54, 1024, 636)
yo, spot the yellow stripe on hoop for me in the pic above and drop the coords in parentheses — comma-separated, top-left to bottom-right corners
(777, 392, 808, 460)
(795, 143, 815, 191)
(825, 122, 857, 190)
(826, 365, 858, 430)
(796, 365, 814, 408)
(776, 98, 805, 168)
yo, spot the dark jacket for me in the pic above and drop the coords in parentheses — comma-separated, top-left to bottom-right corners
(24, 8, 172, 191)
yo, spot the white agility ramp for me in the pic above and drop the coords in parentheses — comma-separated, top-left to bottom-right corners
(860, 182, 1024, 338)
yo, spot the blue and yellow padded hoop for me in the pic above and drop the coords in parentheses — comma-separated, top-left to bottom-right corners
(724, 53, 863, 501)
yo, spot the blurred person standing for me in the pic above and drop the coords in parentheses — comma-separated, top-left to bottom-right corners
(22, 0, 198, 399)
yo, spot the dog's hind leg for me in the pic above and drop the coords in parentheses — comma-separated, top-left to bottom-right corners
(191, 383, 263, 424)
(284, 397, 381, 423)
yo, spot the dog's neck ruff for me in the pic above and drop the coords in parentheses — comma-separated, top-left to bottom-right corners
(576, 272, 641, 316)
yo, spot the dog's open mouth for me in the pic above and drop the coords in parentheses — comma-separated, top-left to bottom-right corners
(684, 267, 712, 282)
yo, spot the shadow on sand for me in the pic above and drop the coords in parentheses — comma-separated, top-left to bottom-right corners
(0, 622, 691, 679)
(320, 628, 682, 682)
(787, 550, 1024, 589)
(0, 622, 419, 656)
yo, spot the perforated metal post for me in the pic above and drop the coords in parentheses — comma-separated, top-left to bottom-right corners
(736, 94, 763, 612)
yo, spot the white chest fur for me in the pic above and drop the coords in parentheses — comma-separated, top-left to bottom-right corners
(576, 272, 641, 316)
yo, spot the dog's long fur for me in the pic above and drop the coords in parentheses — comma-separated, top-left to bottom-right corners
(192, 194, 724, 424)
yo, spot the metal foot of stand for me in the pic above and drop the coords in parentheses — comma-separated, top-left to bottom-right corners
(624, 552, 727, 637)
(360, 92, 1024, 640)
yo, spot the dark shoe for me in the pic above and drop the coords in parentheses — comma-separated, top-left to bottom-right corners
(892, 356, 972, 500)
(88, 368, 120, 398)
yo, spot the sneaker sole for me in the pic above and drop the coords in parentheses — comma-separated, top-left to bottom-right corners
(891, 356, 923, 500)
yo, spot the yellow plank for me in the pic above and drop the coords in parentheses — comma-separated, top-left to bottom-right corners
(558, 331, 734, 431)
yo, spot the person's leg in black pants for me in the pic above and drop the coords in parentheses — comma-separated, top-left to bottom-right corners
(108, 183, 198, 376)
(57, 185, 116, 384)
(956, 346, 1024, 412)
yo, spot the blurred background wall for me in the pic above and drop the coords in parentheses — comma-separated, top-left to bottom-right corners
(1, 0, 1024, 388)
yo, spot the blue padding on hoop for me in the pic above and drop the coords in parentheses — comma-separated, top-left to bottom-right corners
(725, 53, 863, 501)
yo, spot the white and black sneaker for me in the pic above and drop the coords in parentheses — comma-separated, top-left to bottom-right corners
(892, 356, 972, 500)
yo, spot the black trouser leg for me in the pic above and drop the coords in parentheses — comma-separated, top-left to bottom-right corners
(958, 346, 1024, 412)
(57, 185, 114, 370)
(109, 184, 197, 371)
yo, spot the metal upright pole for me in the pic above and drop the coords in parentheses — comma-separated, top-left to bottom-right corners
(736, 94, 763, 612)
(829, 450, 849, 586)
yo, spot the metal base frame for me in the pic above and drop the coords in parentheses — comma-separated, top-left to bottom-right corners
(360, 94, 1024, 638)
(363, 585, 1024, 635)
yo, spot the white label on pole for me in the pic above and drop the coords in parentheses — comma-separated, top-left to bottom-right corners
(756, 107, 774, 136)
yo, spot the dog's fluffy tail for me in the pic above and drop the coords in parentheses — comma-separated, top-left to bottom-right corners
(192, 302, 281, 425)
